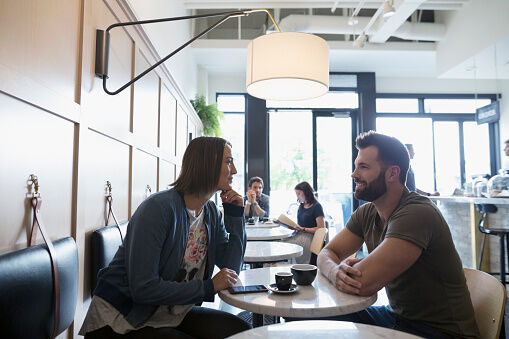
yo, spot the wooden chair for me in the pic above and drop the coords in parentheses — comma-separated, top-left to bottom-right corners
(464, 268, 506, 339)
(309, 227, 328, 265)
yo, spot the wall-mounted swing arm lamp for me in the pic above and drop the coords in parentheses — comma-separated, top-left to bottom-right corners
(95, 9, 329, 100)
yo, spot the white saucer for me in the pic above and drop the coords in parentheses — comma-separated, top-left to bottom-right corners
(267, 283, 298, 294)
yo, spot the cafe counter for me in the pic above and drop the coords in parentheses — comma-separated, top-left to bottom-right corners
(429, 196, 509, 272)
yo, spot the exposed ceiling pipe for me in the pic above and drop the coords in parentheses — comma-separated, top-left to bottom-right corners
(278, 14, 446, 41)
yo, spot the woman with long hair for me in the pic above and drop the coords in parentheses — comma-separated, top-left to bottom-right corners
(80, 137, 250, 339)
(284, 181, 325, 264)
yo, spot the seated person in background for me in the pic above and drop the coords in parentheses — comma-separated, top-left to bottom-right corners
(80, 137, 250, 339)
(405, 143, 439, 197)
(283, 181, 325, 264)
(317, 131, 479, 338)
(244, 176, 270, 220)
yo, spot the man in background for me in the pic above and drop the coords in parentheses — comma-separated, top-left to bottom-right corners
(405, 144, 439, 197)
(244, 176, 270, 219)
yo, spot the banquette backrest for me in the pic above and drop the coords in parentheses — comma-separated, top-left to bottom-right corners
(0, 237, 78, 339)
(90, 222, 128, 292)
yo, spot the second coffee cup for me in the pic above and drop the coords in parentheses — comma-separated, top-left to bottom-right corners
(275, 272, 293, 291)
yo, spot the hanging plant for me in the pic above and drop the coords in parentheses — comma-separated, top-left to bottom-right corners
(190, 95, 224, 136)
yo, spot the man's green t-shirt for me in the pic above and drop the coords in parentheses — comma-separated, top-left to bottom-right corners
(346, 189, 479, 338)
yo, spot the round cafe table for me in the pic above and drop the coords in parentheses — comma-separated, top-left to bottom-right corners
(246, 227, 294, 241)
(227, 320, 422, 339)
(244, 242, 303, 268)
(245, 221, 280, 229)
(219, 267, 376, 327)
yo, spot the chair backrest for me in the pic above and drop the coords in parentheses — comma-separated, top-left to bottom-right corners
(309, 227, 328, 266)
(91, 222, 128, 292)
(464, 268, 506, 339)
(310, 227, 328, 256)
(0, 237, 78, 339)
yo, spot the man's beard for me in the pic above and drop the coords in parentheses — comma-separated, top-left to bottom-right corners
(354, 170, 387, 202)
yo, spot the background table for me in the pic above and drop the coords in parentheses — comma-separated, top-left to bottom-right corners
(246, 227, 294, 241)
(227, 320, 422, 339)
(245, 221, 280, 229)
(219, 267, 376, 326)
(244, 242, 303, 268)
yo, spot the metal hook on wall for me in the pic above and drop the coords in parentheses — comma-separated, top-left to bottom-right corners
(28, 174, 40, 197)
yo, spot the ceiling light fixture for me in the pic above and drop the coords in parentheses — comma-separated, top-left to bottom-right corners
(382, 0, 396, 19)
(95, 9, 329, 101)
(348, 17, 359, 26)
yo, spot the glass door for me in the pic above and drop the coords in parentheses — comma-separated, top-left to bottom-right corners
(314, 111, 354, 233)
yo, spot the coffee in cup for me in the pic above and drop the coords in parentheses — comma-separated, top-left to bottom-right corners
(275, 272, 293, 291)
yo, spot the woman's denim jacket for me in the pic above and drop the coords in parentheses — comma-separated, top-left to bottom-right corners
(94, 188, 246, 328)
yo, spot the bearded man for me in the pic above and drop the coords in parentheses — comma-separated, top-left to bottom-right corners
(317, 131, 479, 338)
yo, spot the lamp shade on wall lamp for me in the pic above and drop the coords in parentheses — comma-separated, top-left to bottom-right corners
(246, 32, 329, 101)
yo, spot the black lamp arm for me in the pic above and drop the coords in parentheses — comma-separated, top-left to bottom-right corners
(95, 9, 279, 96)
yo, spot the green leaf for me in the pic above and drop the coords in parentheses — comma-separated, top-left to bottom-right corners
(190, 94, 224, 136)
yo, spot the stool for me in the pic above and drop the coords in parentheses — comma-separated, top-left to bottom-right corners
(476, 204, 509, 285)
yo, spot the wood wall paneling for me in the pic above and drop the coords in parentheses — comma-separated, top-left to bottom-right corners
(133, 49, 159, 148)
(0, 94, 74, 252)
(81, 0, 132, 136)
(159, 159, 176, 192)
(176, 104, 188, 162)
(131, 149, 158, 213)
(84, 130, 130, 227)
(0, 0, 79, 103)
(159, 84, 177, 158)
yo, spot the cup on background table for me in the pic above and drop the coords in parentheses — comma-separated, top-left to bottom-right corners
(275, 272, 293, 291)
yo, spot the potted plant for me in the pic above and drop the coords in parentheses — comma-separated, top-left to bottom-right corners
(190, 95, 224, 136)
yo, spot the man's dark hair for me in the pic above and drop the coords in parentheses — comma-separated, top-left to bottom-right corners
(248, 176, 264, 188)
(294, 181, 317, 204)
(505, 139, 509, 144)
(355, 131, 409, 184)
(172, 136, 231, 195)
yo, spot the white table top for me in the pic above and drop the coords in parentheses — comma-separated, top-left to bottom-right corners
(227, 320, 422, 339)
(219, 267, 376, 318)
(245, 221, 280, 229)
(244, 242, 303, 263)
(246, 227, 294, 241)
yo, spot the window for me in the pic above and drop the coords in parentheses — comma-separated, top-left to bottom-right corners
(269, 110, 313, 218)
(376, 94, 497, 193)
(377, 117, 434, 192)
(424, 99, 491, 113)
(217, 94, 245, 195)
(376, 98, 419, 113)
(267, 92, 358, 109)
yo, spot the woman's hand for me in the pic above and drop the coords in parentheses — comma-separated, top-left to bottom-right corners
(220, 189, 243, 206)
(212, 268, 238, 292)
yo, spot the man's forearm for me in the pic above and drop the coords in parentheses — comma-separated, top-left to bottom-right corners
(317, 248, 341, 282)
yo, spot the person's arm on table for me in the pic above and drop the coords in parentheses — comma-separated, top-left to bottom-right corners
(317, 227, 364, 294)
(351, 238, 422, 296)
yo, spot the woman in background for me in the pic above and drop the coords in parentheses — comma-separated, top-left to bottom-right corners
(284, 181, 325, 264)
(80, 137, 250, 339)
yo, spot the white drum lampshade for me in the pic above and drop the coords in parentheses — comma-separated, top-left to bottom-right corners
(246, 32, 329, 101)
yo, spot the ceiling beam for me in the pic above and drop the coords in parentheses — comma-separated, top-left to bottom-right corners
(369, 0, 426, 43)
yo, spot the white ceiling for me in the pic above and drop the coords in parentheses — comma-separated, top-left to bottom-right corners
(131, 0, 509, 80)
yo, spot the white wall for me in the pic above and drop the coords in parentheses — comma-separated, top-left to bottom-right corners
(376, 77, 499, 94)
(435, 0, 509, 77)
(208, 72, 246, 103)
(128, 0, 198, 100)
